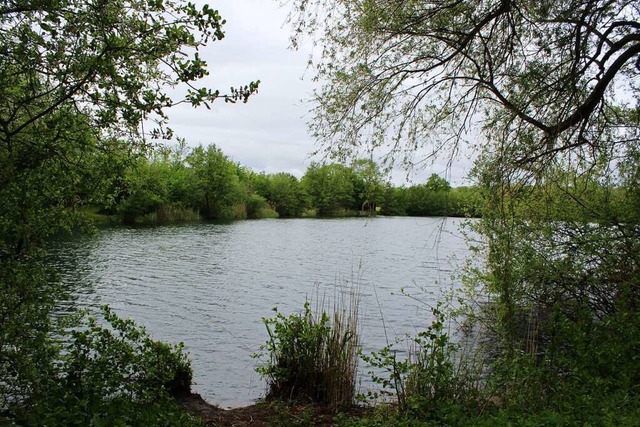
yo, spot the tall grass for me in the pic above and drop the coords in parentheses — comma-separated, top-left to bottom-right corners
(255, 290, 360, 407)
(126, 205, 201, 224)
(152, 205, 201, 223)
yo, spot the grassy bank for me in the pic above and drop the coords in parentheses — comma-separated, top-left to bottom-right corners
(237, 298, 640, 427)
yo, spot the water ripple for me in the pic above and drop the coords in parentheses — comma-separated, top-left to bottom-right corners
(49, 217, 477, 407)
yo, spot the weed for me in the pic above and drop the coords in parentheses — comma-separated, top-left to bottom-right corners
(255, 296, 360, 408)
(360, 304, 481, 421)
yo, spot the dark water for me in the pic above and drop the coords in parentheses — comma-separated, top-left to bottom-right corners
(50, 216, 477, 407)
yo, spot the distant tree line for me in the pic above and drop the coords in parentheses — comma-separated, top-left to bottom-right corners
(101, 143, 634, 224)
(100, 143, 484, 223)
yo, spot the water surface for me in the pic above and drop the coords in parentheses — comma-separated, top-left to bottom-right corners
(51, 216, 476, 407)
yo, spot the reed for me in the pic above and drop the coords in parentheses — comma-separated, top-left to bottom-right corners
(138, 205, 201, 224)
(255, 289, 360, 407)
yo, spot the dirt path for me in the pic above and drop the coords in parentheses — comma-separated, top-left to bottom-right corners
(176, 393, 370, 426)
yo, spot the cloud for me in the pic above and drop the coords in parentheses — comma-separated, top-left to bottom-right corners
(165, 1, 473, 186)
(164, 1, 316, 175)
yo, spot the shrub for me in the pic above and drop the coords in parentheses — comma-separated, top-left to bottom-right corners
(245, 194, 268, 219)
(258, 206, 279, 219)
(9, 306, 200, 426)
(255, 299, 360, 407)
(360, 304, 480, 421)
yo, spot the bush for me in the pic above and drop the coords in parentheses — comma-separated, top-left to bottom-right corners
(245, 194, 268, 219)
(255, 300, 360, 407)
(360, 304, 480, 421)
(8, 306, 201, 426)
(0, 259, 61, 413)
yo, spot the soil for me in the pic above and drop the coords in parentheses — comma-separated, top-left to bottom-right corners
(176, 393, 372, 426)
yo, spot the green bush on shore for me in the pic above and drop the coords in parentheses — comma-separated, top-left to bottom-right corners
(255, 299, 360, 408)
(5, 305, 202, 426)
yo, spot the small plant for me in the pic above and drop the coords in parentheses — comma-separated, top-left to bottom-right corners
(360, 304, 478, 420)
(255, 298, 360, 407)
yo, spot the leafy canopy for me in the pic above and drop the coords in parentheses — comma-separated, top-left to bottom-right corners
(286, 0, 640, 417)
(286, 0, 639, 175)
(0, 0, 259, 144)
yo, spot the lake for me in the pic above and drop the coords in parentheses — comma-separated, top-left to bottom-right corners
(50, 216, 477, 407)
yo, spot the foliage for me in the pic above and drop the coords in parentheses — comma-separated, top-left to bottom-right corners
(0, 106, 126, 257)
(117, 155, 171, 222)
(255, 300, 360, 407)
(115, 144, 252, 222)
(351, 159, 384, 213)
(286, 0, 640, 423)
(379, 184, 408, 216)
(111, 149, 490, 221)
(244, 193, 269, 219)
(302, 163, 356, 216)
(405, 182, 451, 217)
(0, 0, 260, 236)
(360, 304, 479, 422)
(0, 259, 61, 413)
(6, 306, 201, 426)
(286, 0, 638, 170)
(448, 186, 483, 219)
(380, 177, 482, 218)
(114, 150, 640, 222)
(111, 147, 490, 221)
(0, 0, 258, 144)
(0, 0, 254, 424)
(461, 153, 640, 422)
(266, 172, 309, 218)
(186, 145, 245, 220)
(471, 173, 640, 402)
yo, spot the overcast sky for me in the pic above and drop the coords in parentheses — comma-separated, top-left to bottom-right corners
(166, 0, 474, 186)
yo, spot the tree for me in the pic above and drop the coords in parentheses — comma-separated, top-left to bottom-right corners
(302, 163, 356, 215)
(288, 0, 640, 414)
(0, 0, 260, 254)
(268, 172, 308, 217)
(247, 171, 272, 200)
(287, 0, 638, 175)
(380, 184, 408, 216)
(425, 174, 451, 193)
(0, 0, 259, 143)
(1, 1, 257, 421)
(186, 145, 243, 220)
(118, 155, 170, 222)
(448, 186, 482, 218)
(351, 159, 384, 212)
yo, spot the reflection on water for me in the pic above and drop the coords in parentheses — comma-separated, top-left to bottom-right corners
(49, 217, 476, 407)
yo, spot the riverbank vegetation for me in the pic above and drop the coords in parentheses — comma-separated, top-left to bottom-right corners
(103, 143, 484, 223)
(86, 141, 632, 224)
(276, 0, 640, 424)
(255, 299, 360, 408)
(0, 1, 255, 424)
(2, 0, 639, 425)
